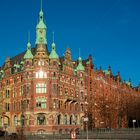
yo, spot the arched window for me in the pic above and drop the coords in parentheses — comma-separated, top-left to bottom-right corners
(64, 115, 67, 125)
(58, 100, 62, 109)
(80, 116, 83, 125)
(36, 98, 47, 109)
(64, 102, 68, 110)
(75, 115, 78, 125)
(21, 115, 25, 126)
(57, 114, 61, 125)
(37, 114, 46, 125)
(53, 99, 57, 109)
(70, 115, 73, 125)
(14, 115, 17, 126)
(36, 71, 47, 78)
(75, 103, 79, 111)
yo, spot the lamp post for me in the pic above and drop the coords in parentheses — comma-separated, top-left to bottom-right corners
(83, 95, 88, 140)
(132, 120, 136, 130)
(84, 117, 88, 140)
(4, 123, 8, 140)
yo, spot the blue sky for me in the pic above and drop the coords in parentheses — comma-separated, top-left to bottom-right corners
(0, 0, 140, 86)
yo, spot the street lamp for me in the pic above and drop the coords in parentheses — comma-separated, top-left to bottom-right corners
(83, 117, 88, 140)
(83, 95, 88, 140)
(4, 123, 8, 140)
(132, 120, 136, 129)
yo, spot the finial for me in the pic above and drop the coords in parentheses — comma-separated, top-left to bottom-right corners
(52, 32, 55, 43)
(118, 71, 120, 76)
(78, 48, 82, 63)
(108, 66, 111, 71)
(27, 31, 31, 50)
(41, 0, 42, 11)
(79, 48, 81, 58)
(51, 32, 56, 49)
(28, 31, 30, 42)
(39, 0, 43, 20)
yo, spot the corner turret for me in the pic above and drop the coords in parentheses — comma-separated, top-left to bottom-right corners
(76, 57, 85, 71)
(49, 33, 59, 59)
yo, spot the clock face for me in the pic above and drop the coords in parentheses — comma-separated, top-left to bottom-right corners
(40, 37, 44, 42)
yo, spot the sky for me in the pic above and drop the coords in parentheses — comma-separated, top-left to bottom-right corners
(0, 0, 140, 86)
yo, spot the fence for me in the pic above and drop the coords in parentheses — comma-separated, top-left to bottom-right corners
(1, 128, 140, 140)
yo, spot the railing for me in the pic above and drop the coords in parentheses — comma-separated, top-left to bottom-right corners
(26, 128, 140, 140)
(1, 128, 140, 140)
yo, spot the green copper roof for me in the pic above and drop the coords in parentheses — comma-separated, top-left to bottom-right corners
(103, 70, 110, 75)
(49, 42, 59, 59)
(126, 81, 131, 86)
(36, 7, 46, 29)
(24, 42, 33, 59)
(20, 61, 24, 65)
(36, 16, 46, 29)
(0, 70, 4, 73)
(14, 64, 20, 68)
(86, 61, 90, 65)
(76, 57, 85, 71)
(35, 8, 47, 44)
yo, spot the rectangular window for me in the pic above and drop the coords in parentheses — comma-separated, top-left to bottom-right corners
(21, 86, 23, 96)
(52, 84, 57, 94)
(36, 102, 46, 109)
(13, 88, 16, 98)
(5, 103, 10, 112)
(5, 90, 10, 98)
(36, 71, 47, 78)
(53, 99, 57, 109)
(13, 102, 16, 111)
(36, 83, 47, 94)
(59, 86, 62, 96)
(36, 98, 47, 109)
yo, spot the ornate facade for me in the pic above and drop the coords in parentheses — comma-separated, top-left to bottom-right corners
(0, 5, 87, 134)
(0, 2, 140, 135)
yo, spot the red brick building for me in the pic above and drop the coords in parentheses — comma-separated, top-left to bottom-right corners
(0, 2, 140, 135)
(0, 5, 87, 134)
(84, 63, 140, 129)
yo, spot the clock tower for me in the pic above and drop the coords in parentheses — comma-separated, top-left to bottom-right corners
(35, 0, 47, 45)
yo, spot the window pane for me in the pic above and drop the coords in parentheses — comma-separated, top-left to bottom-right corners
(36, 83, 47, 93)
